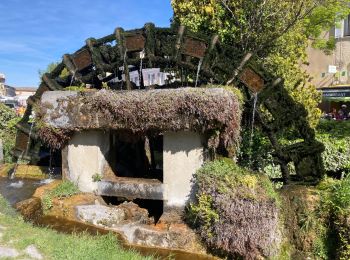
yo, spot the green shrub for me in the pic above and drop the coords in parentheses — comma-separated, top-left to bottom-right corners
(0, 103, 20, 163)
(316, 120, 350, 175)
(188, 159, 282, 258)
(43, 181, 80, 212)
(92, 173, 102, 182)
(317, 176, 350, 258)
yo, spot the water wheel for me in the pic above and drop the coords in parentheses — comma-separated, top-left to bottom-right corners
(12, 23, 324, 182)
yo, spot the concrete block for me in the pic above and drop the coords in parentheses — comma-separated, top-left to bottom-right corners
(97, 177, 164, 200)
(163, 131, 203, 210)
(66, 130, 110, 192)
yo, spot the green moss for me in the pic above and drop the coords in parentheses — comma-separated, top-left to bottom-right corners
(64, 85, 87, 91)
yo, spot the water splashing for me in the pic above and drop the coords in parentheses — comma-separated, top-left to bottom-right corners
(195, 58, 203, 88)
(139, 50, 145, 89)
(249, 93, 258, 147)
(48, 148, 54, 179)
(69, 71, 76, 87)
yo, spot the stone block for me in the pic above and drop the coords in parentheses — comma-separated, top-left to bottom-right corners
(65, 130, 110, 192)
(163, 131, 203, 211)
(97, 177, 164, 200)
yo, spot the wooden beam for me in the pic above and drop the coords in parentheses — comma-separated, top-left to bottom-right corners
(115, 27, 132, 90)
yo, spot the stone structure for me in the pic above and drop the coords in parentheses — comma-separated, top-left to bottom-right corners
(39, 88, 240, 214)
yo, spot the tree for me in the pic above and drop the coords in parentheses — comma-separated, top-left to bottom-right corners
(38, 62, 60, 79)
(171, 0, 350, 126)
(0, 103, 19, 162)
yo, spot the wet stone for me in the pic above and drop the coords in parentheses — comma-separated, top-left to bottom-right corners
(76, 204, 126, 227)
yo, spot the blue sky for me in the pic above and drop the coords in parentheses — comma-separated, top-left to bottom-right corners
(0, 0, 173, 87)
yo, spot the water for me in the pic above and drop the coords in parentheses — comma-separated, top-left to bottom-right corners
(195, 58, 203, 87)
(139, 50, 145, 89)
(69, 71, 76, 87)
(0, 177, 42, 205)
(8, 180, 24, 188)
(249, 93, 258, 147)
(33, 215, 215, 260)
(47, 149, 55, 179)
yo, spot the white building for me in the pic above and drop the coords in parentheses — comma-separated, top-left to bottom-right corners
(110, 67, 175, 87)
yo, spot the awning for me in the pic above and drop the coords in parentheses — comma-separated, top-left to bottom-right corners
(319, 87, 350, 102)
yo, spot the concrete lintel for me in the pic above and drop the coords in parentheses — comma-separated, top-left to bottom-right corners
(97, 177, 165, 200)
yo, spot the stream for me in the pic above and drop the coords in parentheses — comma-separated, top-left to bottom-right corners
(0, 176, 215, 260)
(0, 177, 53, 205)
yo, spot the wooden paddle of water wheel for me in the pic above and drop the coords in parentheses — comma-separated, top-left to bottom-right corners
(12, 23, 324, 182)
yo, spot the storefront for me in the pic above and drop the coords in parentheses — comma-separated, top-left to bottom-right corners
(318, 86, 350, 114)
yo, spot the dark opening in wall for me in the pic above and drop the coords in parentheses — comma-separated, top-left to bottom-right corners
(108, 131, 163, 182)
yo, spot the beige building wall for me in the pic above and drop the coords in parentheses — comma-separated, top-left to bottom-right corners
(306, 20, 350, 88)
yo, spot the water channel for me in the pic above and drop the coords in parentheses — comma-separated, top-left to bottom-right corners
(0, 176, 215, 260)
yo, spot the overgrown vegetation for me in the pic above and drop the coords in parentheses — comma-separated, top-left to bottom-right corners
(316, 120, 350, 175)
(38, 88, 241, 151)
(43, 181, 80, 212)
(172, 0, 350, 127)
(0, 195, 151, 260)
(187, 159, 281, 259)
(0, 103, 20, 162)
(317, 176, 350, 259)
(238, 120, 350, 181)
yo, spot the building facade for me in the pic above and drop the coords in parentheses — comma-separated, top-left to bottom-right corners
(307, 15, 350, 88)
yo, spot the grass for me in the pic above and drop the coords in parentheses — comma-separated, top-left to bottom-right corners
(43, 181, 80, 212)
(0, 195, 153, 260)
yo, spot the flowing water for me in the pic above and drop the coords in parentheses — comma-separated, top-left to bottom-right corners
(249, 93, 258, 147)
(195, 58, 203, 88)
(69, 71, 76, 87)
(0, 177, 44, 205)
(139, 50, 145, 89)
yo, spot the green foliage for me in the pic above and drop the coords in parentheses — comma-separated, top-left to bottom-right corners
(92, 173, 102, 182)
(316, 120, 350, 174)
(316, 176, 350, 258)
(50, 181, 80, 199)
(172, 0, 349, 128)
(59, 67, 70, 78)
(38, 62, 59, 79)
(43, 181, 80, 212)
(0, 103, 20, 162)
(64, 85, 87, 92)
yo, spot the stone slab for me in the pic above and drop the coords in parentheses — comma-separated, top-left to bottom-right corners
(97, 177, 164, 200)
